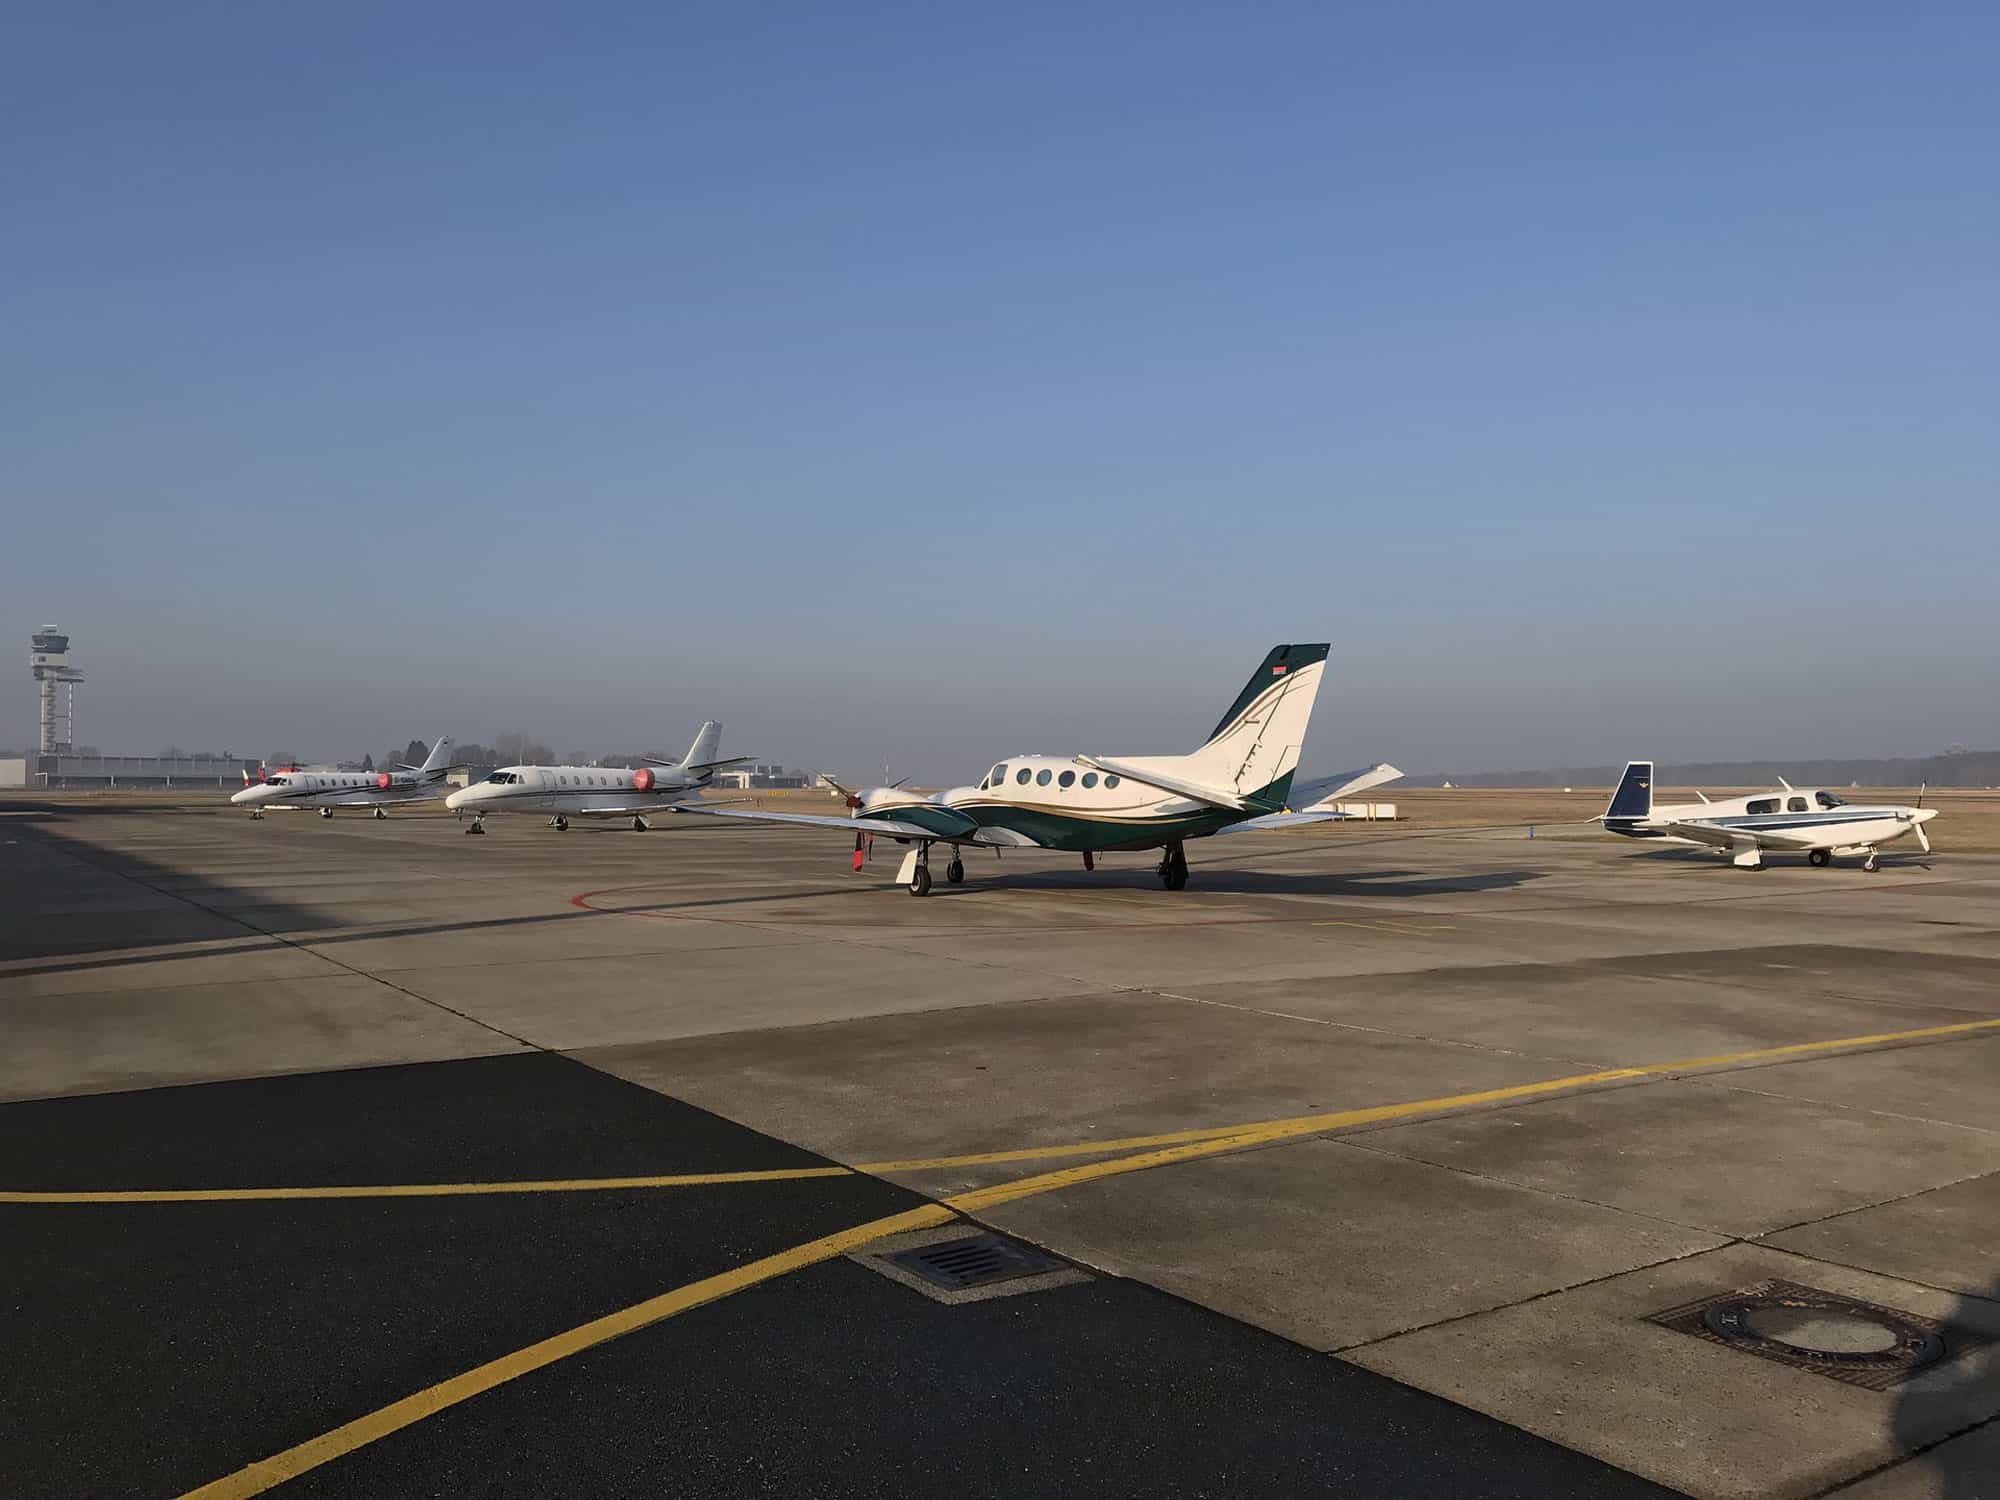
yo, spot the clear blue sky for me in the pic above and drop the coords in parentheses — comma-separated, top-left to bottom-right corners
(5, 3, 1995, 778)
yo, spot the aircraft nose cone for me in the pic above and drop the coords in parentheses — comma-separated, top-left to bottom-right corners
(1916, 806, 1940, 822)
(230, 788, 251, 804)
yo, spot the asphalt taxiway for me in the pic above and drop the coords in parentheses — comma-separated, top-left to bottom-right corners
(3, 797, 1996, 1498)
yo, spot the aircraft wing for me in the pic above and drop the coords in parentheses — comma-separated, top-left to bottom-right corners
(668, 806, 980, 842)
(1665, 819, 1822, 851)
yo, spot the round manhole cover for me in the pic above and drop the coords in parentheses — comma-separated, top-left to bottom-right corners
(1741, 1306, 1902, 1355)
(1704, 1291, 1944, 1373)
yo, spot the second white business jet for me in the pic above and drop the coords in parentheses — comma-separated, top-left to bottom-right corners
(231, 737, 456, 820)
(445, 721, 748, 834)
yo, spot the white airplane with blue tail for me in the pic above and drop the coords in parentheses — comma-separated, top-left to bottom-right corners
(1599, 760, 1937, 871)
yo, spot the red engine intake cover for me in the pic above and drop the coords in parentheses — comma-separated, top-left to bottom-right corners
(376, 772, 392, 790)
(633, 767, 655, 792)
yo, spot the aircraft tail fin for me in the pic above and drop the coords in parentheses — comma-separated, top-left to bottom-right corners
(1089, 645, 1331, 811)
(681, 721, 721, 772)
(1191, 644, 1331, 807)
(418, 736, 453, 776)
(1602, 761, 1654, 827)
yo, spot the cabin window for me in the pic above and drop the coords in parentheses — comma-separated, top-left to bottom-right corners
(1746, 797, 1778, 815)
(1104, 775, 1121, 789)
(1787, 796, 1808, 813)
(1816, 791, 1845, 809)
(1081, 772, 1098, 788)
(1036, 769, 1052, 786)
(1058, 770, 1075, 788)
(1016, 768, 1031, 785)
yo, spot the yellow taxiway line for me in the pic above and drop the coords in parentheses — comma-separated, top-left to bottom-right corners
(14, 1013, 1999, 1207)
(176, 1202, 958, 1500)
(170, 1011, 2000, 1496)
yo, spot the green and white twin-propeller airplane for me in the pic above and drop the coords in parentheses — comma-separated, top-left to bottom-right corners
(1599, 760, 1938, 871)
(675, 644, 1400, 895)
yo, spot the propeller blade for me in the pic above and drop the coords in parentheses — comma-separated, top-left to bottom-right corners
(1917, 822, 1931, 855)
(1917, 780, 1927, 810)
(888, 775, 911, 790)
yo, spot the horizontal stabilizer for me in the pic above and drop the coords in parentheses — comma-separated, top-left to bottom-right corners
(685, 755, 756, 774)
(1074, 756, 1251, 812)
(1214, 810, 1347, 835)
(1287, 762, 1403, 811)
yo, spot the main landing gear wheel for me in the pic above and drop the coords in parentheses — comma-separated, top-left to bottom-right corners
(1808, 848, 1831, 868)
(909, 864, 933, 897)
(946, 858, 965, 884)
(319, 807, 334, 819)
(1159, 841, 1189, 891)
(632, 816, 650, 833)
(554, 816, 570, 832)
(373, 807, 387, 821)
(1863, 852, 1880, 872)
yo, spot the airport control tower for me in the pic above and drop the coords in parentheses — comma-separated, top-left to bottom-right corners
(30, 624, 83, 755)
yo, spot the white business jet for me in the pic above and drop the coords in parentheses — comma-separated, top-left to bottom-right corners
(1599, 760, 1938, 871)
(672, 644, 1402, 895)
(231, 737, 456, 820)
(444, 721, 748, 834)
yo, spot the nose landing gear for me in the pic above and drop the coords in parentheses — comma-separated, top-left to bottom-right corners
(318, 807, 335, 820)
(549, 815, 570, 832)
(465, 814, 486, 836)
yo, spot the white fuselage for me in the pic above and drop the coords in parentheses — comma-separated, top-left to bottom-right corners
(231, 770, 443, 813)
(1620, 790, 1937, 856)
(444, 764, 707, 819)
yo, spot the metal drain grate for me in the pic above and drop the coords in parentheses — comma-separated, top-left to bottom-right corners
(1648, 1279, 1960, 1391)
(884, 1232, 1069, 1292)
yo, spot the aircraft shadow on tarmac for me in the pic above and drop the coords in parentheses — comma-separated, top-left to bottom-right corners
(4, 803, 1535, 979)
(1885, 1273, 2000, 1497)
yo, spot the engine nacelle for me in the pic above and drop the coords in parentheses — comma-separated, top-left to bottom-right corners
(376, 772, 393, 791)
(632, 767, 656, 792)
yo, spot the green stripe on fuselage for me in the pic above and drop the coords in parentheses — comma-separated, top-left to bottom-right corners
(861, 800, 1238, 852)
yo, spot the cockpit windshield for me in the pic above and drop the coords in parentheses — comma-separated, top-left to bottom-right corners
(265, 776, 287, 786)
(485, 771, 518, 785)
(1815, 791, 1845, 809)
